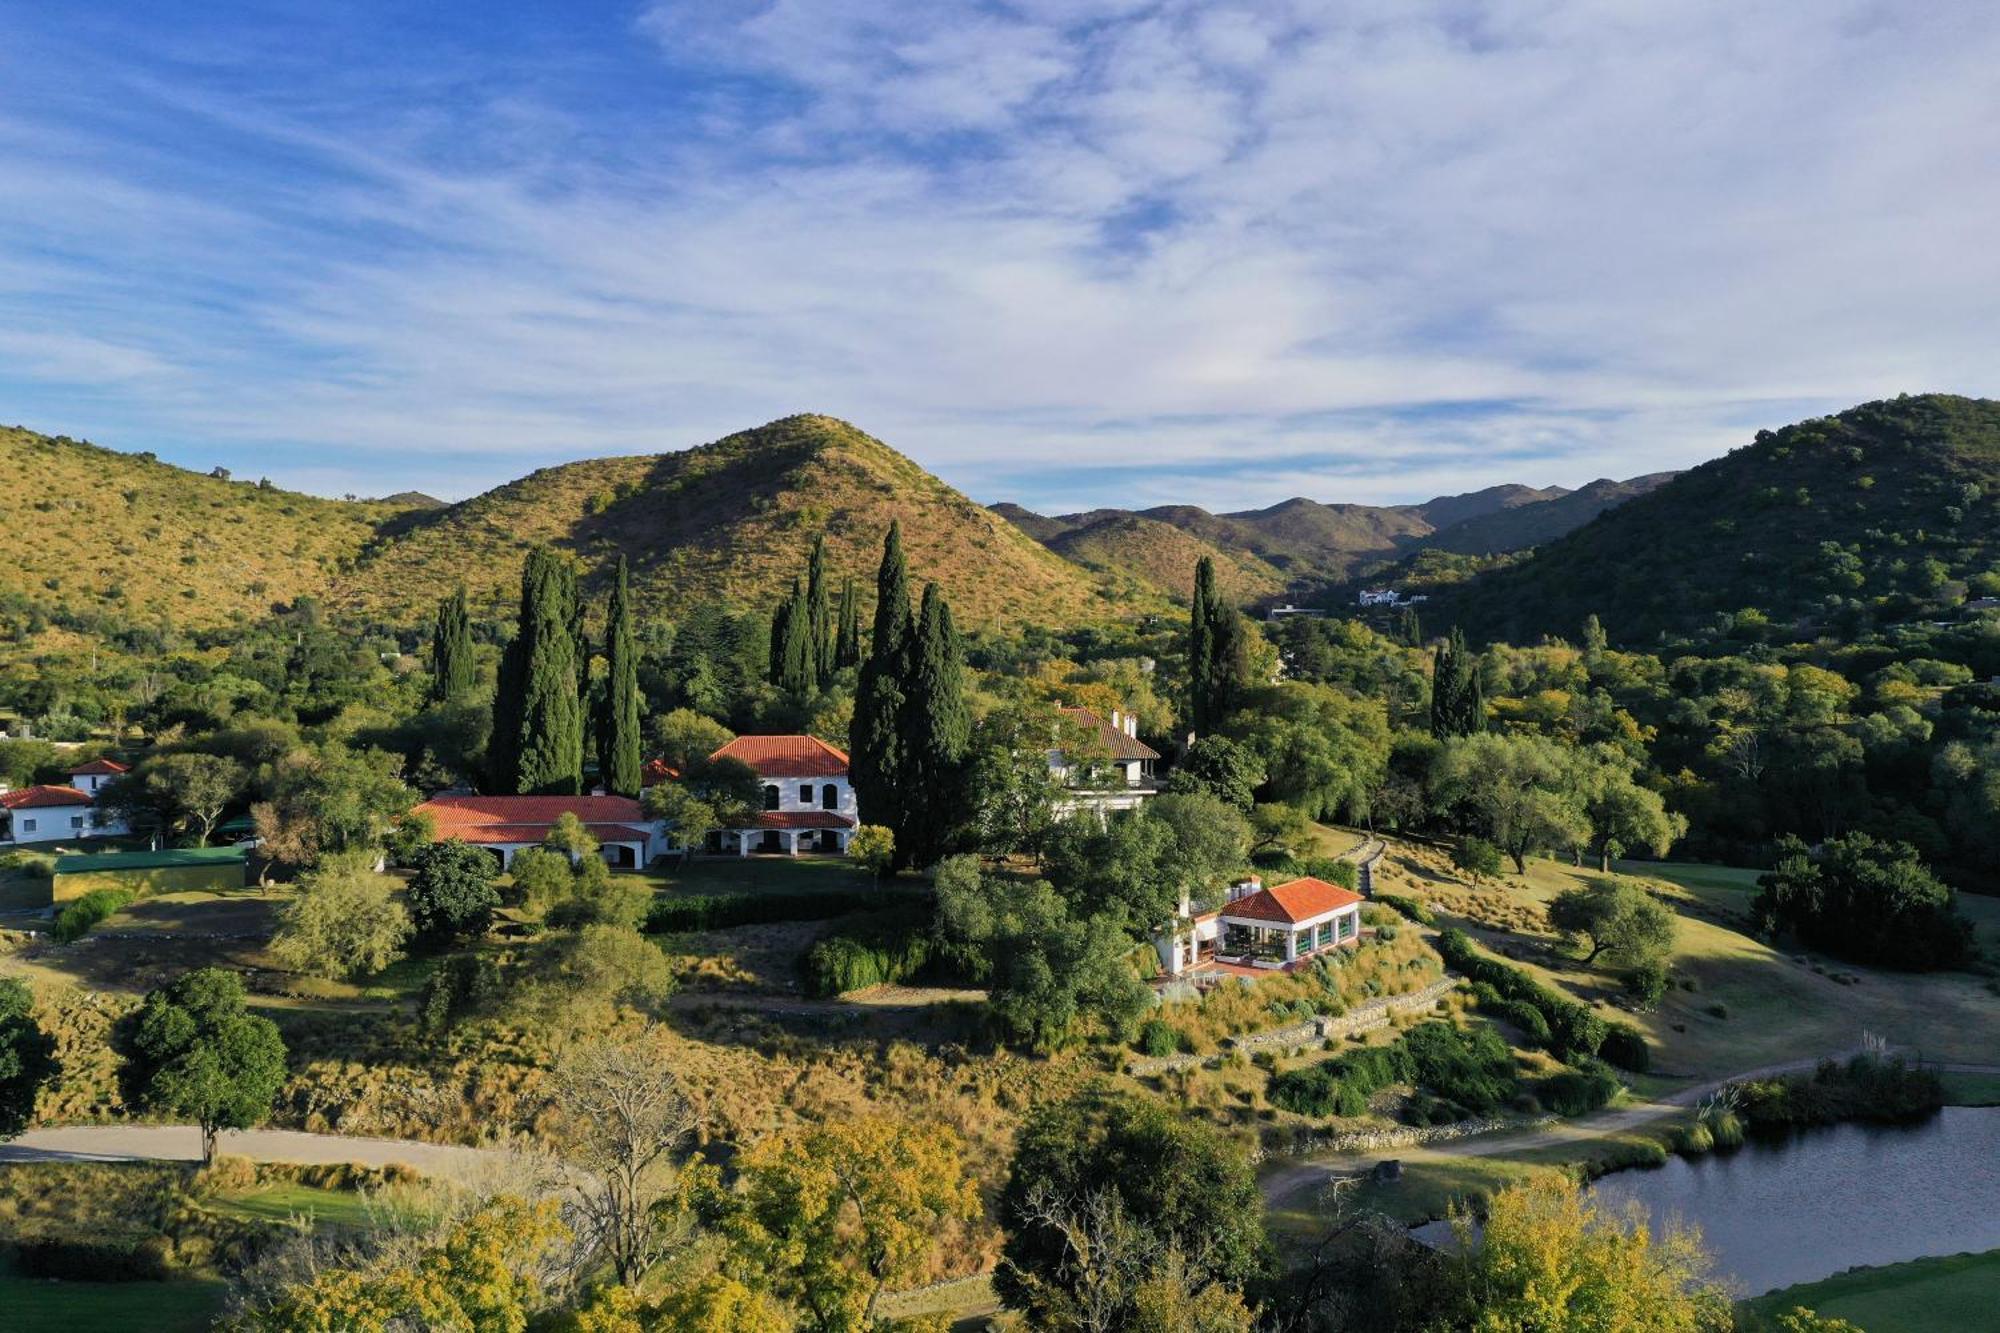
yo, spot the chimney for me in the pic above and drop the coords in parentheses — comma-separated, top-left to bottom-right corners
(1126, 713, 1138, 738)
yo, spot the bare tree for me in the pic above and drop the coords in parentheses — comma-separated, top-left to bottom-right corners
(1005, 1182, 1155, 1333)
(551, 1034, 702, 1288)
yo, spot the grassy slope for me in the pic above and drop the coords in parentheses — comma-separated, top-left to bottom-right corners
(1046, 512, 1289, 603)
(0, 1272, 227, 1333)
(1742, 1248, 2000, 1332)
(335, 414, 1136, 630)
(0, 425, 410, 630)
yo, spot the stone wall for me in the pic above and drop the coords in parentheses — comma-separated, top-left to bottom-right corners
(1130, 977, 1460, 1077)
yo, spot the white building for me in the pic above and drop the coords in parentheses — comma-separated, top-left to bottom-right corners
(0, 785, 104, 845)
(705, 735, 857, 856)
(1155, 875, 1365, 980)
(66, 757, 131, 799)
(1050, 706, 1161, 816)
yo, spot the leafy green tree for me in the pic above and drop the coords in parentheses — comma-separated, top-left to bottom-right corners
(1143, 793, 1251, 913)
(1189, 557, 1248, 735)
(1432, 732, 1592, 873)
(598, 556, 643, 796)
(111, 752, 247, 846)
(898, 582, 971, 866)
(492, 547, 585, 795)
(1430, 627, 1486, 739)
(1547, 879, 1676, 971)
(1224, 683, 1390, 824)
(269, 855, 412, 980)
(647, 708, 734, 775)
(0, 978, 59, 1137)
(428, 585, 476, 705)
(125, 968, 287, 1163)
(1754, 833, 1973, 969)
(771, 577, 817, 696)
(641, 782, 719, 863)
(1165, 735, 1265, 810)
(1042, 810, 1178, 932)
(849, 824, 895, 879)
(405, 838, 501, 946)
(997, 1091, 1268, 1328)
(851, 524, 913, 845)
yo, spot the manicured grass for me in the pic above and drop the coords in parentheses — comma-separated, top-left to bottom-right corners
(1614, 860, 1763, 896)
(0, 1271, 228, 1333)
(639, 855, 890, 899)
(205, 1181, 382, 1227)
(1741, 1248, 2000, 1332)
(1941, 1071, 2000, 1106)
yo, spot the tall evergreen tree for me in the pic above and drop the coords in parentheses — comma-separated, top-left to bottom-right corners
(496, 547, 586, 795)
(900, 583, 971, 867)
(851, 523, 913, 838)
(806, 535, 835, 682)
(428, 586, 474, 705)
(1189, 558, 1216, 733)
(598, 556, 643, 797)
(768, 589, 793, 686)
(1430, 626, 1486, 739)
(835, 576, 862, 669)
(776, 577, 817, 696)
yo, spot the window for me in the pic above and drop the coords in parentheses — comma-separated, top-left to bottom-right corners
(20, 818, 35, 833)
(70, 816, 85, 830)
(1315, 922, 1332, 949)
(822, 783, 838, 810)
(1338, 912, 1356, 941)
(799, 784, 812, 804)
(763, 785, 780, 811)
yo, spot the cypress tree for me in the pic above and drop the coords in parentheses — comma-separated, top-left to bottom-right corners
(806, 535, 835, 682)
(488, 558, 536, 792)
(900, 582, 971, 867)
(834, 576, 861, 669)
(598, 556, 643, 797)
(428, 586, 474, 705)
(1430, 627, 1485, 739)
(1189, 558, 1216, 733)
(513, 548, 585, 794)
(777, 577, 817, 696)
(850, 523, 913, 837)
(768, 591, 793, 686)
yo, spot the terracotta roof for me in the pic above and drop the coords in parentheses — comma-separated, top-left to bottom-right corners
(441, 822, 653, 845)
(1220, 876, 1363, 926)
(710, 734, 850, 778)
(742, 811, 855, 831)
(1059, 707, 1160, 762)
(0, 784, 96, 809)
(67, 758, 131, 777)
(416, 794, 646, 839)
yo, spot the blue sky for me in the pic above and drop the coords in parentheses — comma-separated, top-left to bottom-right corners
(1, 2, 1996, 513)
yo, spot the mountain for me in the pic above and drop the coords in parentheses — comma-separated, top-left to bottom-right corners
(333, 415, 1128, 630)
(994, 476, 1671, 600)
(0, 425, 412, 632)
(1423, 395, 2000, 644)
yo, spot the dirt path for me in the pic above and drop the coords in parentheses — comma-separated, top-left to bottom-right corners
(0, 1124, 516, 1180)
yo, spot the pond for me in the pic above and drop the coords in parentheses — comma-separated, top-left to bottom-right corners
(1588, 1107, 2000, 1296)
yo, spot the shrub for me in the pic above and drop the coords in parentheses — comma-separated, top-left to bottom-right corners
(1622, 961, 1670, 1008)
(1599, 1022, 1651, 1074)
(1137, 1019, 1180, 1058)
(1535, 1061, 1621, 1117)
(1454, 837, 1505, 877)
(1734, 1054, 1943, 1128)
(1676, 1121, 1715, 1156)
(1299, 858, 1360, 891)
(1377, 893, 1438, 926)
(799, 905, 951, 997)
(1434, 928, 1643, 1069)
(1497, 1000, 1552, 1045)
(53, 888, 134, 943)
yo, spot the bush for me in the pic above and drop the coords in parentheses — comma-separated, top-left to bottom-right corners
(53, 888, 134, 943)
(1535, 1061, 1621, 1116)
(646, 888, 918, 933)
(1268, 1021, 1523, 1123)
(1137, 1019, 1180, 1058)
(1434, 928, 1644, 1069)
(800, 905, 952, 998)
(1622, 961, 1670, 1008)
(1599, 1022, 1651, 1074)
(1496, 1000, 1552, 1045)
(1454, 837, 1505, 876)
(1299, 858, 1360, 891)
(1734, 1054, 1943, 1128)
(1376, 893, 1437, 926)
(1676, 1121, 1715, 1156)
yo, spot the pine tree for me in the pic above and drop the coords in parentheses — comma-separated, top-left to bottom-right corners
(851, 523, 913, 839)
(1189, 558, 1216, 734)
(806, 535, 835, 682)
(1430, 626, 1486, 739)
(428, 586, 474, 705)
(835, 576, 862, 669)
(900, 583, 971, 867)
(598, 556, 643, 797)
(503, 547, 586, 795)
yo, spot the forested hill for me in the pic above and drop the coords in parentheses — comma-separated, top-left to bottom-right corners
(1423, 395, 2000, 646)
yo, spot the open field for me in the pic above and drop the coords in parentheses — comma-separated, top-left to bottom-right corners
(1741, 1248, 2000, 1332)
(635, 853, 892, 898)
(0, 1269, 228, 1333)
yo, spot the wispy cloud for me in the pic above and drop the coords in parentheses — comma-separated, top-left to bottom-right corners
(0, 1, 1995, 510)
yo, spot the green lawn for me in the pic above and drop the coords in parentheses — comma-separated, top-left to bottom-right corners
(1613, 860, 1763, 896)
(1941, 1071, 2000, 1106)
(0, 1272, 228, 1333)
(636, 855, 889, 899)
(1742, 1248, 2000, 1332)
(204, 1181, 383, 1227)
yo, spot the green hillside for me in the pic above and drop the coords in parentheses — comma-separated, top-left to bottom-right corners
(1425, 395, 2000, 644)
(1045, 512, 1289, 603)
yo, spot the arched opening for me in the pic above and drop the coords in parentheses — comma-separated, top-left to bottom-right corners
(821, 783, 838, 810)
(763, 784, 780, 811)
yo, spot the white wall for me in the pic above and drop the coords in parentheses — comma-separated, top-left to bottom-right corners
(757, 774, 855, 816)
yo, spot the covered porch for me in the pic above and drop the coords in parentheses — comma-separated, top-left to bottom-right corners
(1214, 903, 1360, 970)
(708, 810, 854, 857)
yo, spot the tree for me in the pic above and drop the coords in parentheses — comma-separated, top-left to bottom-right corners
(1547, 879, 1676, 971)
(1224, 683, 1390, 824)
(1165, 735, 1265, 811)
(0, 978, 59, 1138)
(125, 968, 286, 1163)
(1143, 794, 1251, 915)
(806, 534, 836, 682)
(1189, 558, 1247, 735)
(1753, 833, 1974, 970)
(967, 705, 1084, 860)
(552, 1036, 703, 1288)
(1432, 732, 1591, 873)
(113, 752, 247, 846)
(1042, 811, 1179, 932)
(269, 856, 412, 980)
(834, 575, 862, 669)
(1430, 628, 1486, 739)
(849, 824, 895, 879)
(492, 547, 585, 795)
(998, 1091, 1268, 1330)
(599, 556, 644, 797)
(1445, 1173, 1729, 1331)
(1248, 802, 1315, 860)
(428, 586, 476, 705)
(850, 524, 913, 839)
(405, 838, 501, 946)
(898, 582, 971, 866)
(772, 577, 818, 696)
(731, 1115, 979, 1332)
(520, 924, 675, 1023)
(253, 745, 415, 878)
(641, 783, 719, 864)
(647, 708, 734, 776)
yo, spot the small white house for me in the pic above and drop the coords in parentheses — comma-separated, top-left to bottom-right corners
(0, 785, 103, 845)
(1155, 875, 1365, 979)
(66, 757, 131, 798)
(1050, 706, 1160, 817)
(704, 735, 857, 855)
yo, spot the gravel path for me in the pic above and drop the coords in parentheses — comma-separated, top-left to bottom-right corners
(0, 1124, 516, 1180)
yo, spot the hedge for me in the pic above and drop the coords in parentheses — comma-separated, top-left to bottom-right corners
(1436, 928, 1650, 1072)
(52, 888, 135, 944)
(1375, 893, 1438, 926)
(646, 887, 922, 934)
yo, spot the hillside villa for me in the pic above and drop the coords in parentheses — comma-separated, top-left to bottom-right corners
(702, 734, 857, 856)
(0, 758, 133, 846)
(410, 793, 668, 869)
(1154, 875, 1365, 982)
(1050, 705, 1160, 816)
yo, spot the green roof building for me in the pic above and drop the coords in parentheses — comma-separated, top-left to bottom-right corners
(49, 846, 248, 902)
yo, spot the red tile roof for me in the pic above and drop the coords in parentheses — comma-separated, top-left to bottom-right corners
(67, 758, 131, 777)
(1220, 876, 1363, 925)
(1059, 707, 1160, 762)
(415, 794, 647, 842)
(710, 734, 850, 778)
(744, 811, 855, 831)
(0, 784, 96, 809)
(443, 822, 654, 846)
